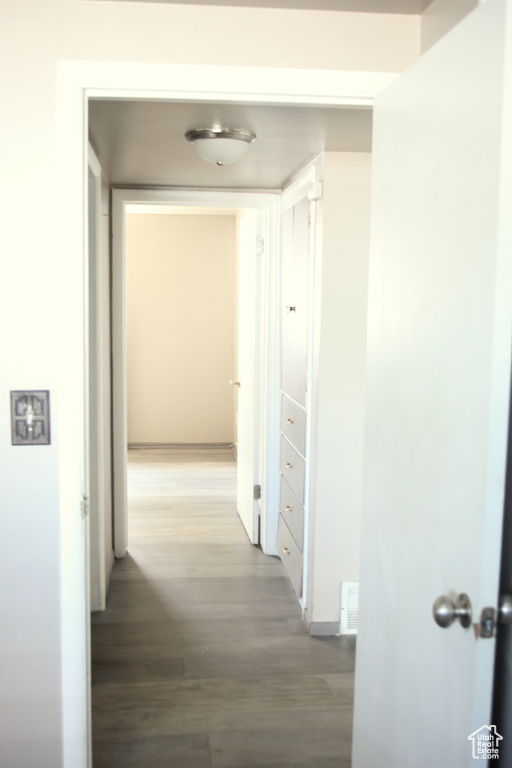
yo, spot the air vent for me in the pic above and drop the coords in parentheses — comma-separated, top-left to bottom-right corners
(340, 582, 359, 635)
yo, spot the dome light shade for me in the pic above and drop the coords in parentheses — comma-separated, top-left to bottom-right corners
(185, 127, 256, 166)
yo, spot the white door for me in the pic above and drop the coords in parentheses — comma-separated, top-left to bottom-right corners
(353, 2, 512, 767)
(281, 196, 309, 408)
(235, 210, 261, 543)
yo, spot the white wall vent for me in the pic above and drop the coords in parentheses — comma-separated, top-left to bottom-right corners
(340, 581, 359, 635)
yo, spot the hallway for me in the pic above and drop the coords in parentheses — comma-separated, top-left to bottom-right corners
(91, 447, 355, 767)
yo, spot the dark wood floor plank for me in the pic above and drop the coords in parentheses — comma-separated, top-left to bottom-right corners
(92, 657, 185, 685)
(93, 704, 349, 746)
(92, 675, 343, 741)
(209, 724, 352, 767)
(91, 448, 355, 768)
(93, 733, 211, 768)
(104, 575, 296, 609)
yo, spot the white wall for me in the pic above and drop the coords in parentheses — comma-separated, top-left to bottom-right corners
(0, 3, 420, 766)
(421, 0, 478, 51)
(306, 152, 372, 628)
(125, 213, 237, 444)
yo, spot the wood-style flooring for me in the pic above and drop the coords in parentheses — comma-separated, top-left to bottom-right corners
(91, 447, 355, 768)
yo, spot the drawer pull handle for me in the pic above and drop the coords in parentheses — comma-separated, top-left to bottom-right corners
(286, 418, 294, 424)
(285, 505, 292, 512)
(283, 547, 291, 555)
(286, 304, 296, 313)
(286, 462, 293, 469)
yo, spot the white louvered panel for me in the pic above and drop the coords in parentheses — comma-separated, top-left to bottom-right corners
(340, 582, 359, 635)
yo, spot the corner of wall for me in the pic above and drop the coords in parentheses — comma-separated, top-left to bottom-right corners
(306, 151, 371, 627)
(304, 609, 340, 637)
(421, 0, 478, 53)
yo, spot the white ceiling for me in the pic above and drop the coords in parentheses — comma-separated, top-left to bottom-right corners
(88, 99, 373, 190)
(87, 0, 433, 188)
(84, 0, 433, 13)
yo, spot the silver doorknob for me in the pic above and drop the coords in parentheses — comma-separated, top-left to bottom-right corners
(230, 380, 241, 388)
(433, 593, 472, 629)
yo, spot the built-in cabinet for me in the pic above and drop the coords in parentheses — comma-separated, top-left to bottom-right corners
(276, 154, 371, 631)
(277, 195, 310, 599)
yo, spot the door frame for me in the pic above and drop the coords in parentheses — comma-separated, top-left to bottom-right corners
(87, 143, 111, 609)
(111, 187, 280, 558)
(56, 60, 398, 768)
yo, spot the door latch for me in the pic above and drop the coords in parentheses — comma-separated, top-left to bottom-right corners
(479, 594, 512, 638)
(479, 607, 496, 638)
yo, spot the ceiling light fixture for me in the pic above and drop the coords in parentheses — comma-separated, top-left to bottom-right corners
(185, 127, 256, 166)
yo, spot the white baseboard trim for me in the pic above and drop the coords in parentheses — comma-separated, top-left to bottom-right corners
(127, 442, 233, 450)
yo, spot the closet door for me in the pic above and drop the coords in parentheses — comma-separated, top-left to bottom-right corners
(278, 194, 310, 598)
(281, 197, 309, 407)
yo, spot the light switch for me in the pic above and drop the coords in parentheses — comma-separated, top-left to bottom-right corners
(11, 391, 51, 445)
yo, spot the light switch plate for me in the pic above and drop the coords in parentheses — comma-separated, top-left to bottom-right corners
(11, 391, 51, 445)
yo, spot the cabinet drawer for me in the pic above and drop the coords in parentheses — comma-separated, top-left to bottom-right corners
(276, 516, 303, 598)
(280, 476, 304, 551)
(280, 396, 306, 456)
(280, 436, 305, 504)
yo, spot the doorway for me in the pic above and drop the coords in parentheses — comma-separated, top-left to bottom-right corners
(124, 208, 239, 456)
(88, 186, 285, 764)
(58, 62, 389, 766)
(109, 188, 281, 562)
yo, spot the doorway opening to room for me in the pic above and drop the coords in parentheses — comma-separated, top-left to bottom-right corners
(125, 207, 239, 459)
(122, 203, 249, 598)
(81, 76, 377, 768)
(87, 178, 358, 768)
(108, 187, 281, 565)
(123, 204, 255, 544)
(87, 94, 373, 604)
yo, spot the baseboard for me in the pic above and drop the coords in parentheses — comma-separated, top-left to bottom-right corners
(128, 442, 233, 450)
(303, 609, 340, 637)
